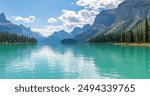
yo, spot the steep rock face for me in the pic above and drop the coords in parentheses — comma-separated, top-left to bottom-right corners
(115, 0, 150, 23)
(92, 9, 116, 30)
(77, 0, 150, 41)
(74, 9, 116, 41)
(106, 0, 150, 33)
(97, 0, 150, 33)
(125, 0, 150, 3)
(0, 13, 22, 34)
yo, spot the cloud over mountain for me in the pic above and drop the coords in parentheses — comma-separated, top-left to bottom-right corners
(48, 18, 57, 23)
(76, 0, 124, 10)
(58, 0, 124, 32)
(59, 9, 98, 32)
(13, 16, 36, 23)
(32, 25, 64, 37)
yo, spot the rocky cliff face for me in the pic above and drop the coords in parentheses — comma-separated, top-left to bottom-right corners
(77, 0, 150, 41)
(106, 0, 150, 33)
(125, 0, 150, 3)
(92, 9, 116, 30)
(115, 0, 150, 23)
(93, 0, 150, 31)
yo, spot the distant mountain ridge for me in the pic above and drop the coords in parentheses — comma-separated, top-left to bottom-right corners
(44, 24, 91, 42)
(44, 30, 71, 42)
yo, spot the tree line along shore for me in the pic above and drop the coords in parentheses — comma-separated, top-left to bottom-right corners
(0, 32, 37, 44)
(89, 18, 150, 46)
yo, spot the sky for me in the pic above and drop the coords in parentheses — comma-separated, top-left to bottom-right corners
(0, 0, 124, 37)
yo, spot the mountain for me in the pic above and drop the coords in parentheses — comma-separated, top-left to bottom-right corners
(0, 13, 44, 41)
(19, 24, 44, 41)
(73, 29, 98, 41)
(75, 0, 150, 41)
(45, 24, 91, 42)
(71, 27, 82, 36)
(44, 30, 71, 42)
(106, 0, 150, 33)
(92, 9, 116, 30)
(0, 13, 11, 23)
(71, 24, 91, 36)
(0, 13, 22, 34)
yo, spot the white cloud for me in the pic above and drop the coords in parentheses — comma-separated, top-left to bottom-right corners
(59, 9, 98, 32)
(76, 0, 124, 10)
(32, 25, 64, 37)
(48, 18, 57, 23)
(13, 16, 36, 23)
(30, 0, 125, 36)
(58, 0, 124, 32)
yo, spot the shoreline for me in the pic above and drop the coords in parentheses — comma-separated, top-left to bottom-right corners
(113, 43, 150, 46)
(0, 42, 37, 45)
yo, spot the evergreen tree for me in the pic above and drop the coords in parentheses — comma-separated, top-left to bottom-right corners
(89, 18, 149, 44)
(0, 32, 37, 44)
(121, 32, 125, 43)
(129, 30, 134, 43)
(145, 18, 149, 42)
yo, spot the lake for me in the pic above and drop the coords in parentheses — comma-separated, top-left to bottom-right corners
(0, 43, 150, 79)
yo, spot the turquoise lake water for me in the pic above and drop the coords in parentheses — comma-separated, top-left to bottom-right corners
(0, 43, 150, 79)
